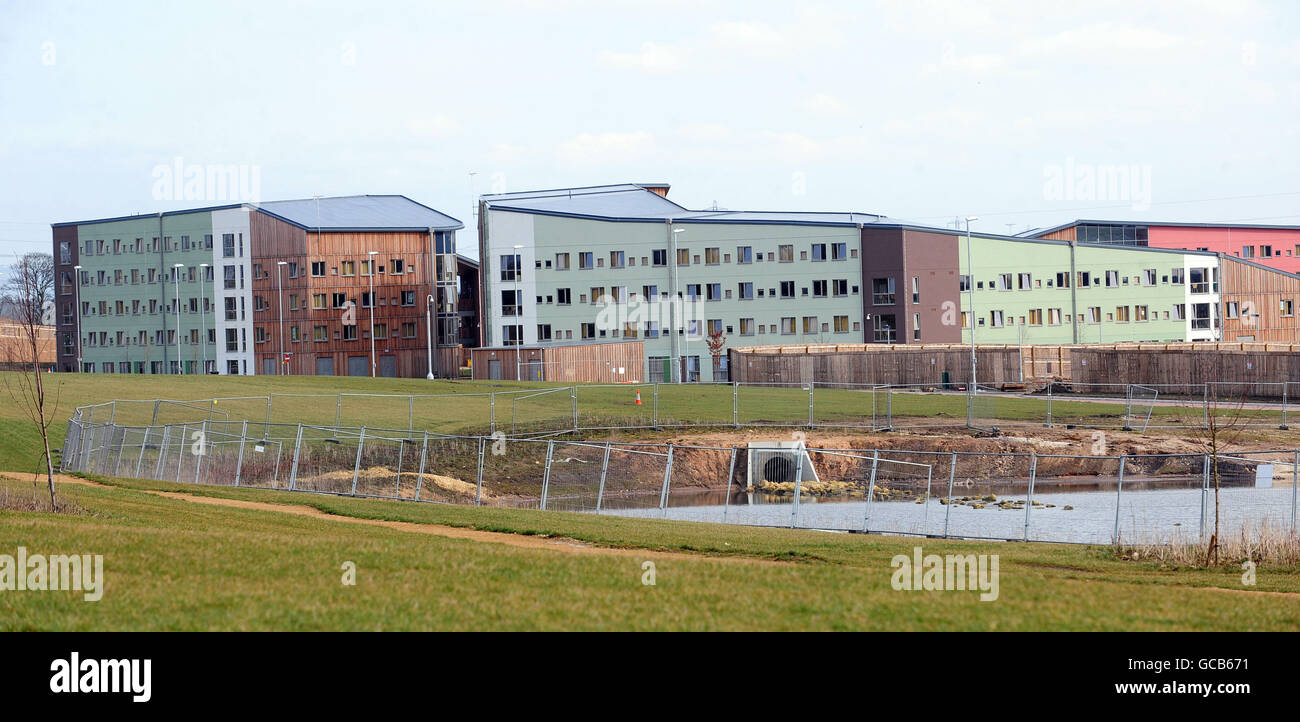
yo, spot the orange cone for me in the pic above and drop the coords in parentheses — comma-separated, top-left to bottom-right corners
(634, 388, 642, 405)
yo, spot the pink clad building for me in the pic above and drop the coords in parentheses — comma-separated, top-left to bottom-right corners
(1029, 220, 1300, 274)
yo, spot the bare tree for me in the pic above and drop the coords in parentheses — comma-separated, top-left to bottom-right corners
(1187, 358, 1251, 566)
(1, 252, 59, 510)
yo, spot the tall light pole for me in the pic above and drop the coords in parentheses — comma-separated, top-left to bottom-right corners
(367, 250, 378, 377)
(426, 293, 436, 380)
(199, 263, 209, 374)
(276, 261, 288, 375)
(73, 264, 83, 372)
(964, 216, 979, 426)
(670, 227, 685, 383)
(173, 263, 184, 374)
(512, 243, 523, 382)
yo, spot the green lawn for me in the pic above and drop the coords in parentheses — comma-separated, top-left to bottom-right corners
(2, 473, 1297, 631)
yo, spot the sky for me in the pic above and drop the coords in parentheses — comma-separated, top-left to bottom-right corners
(0, 0, 1297, 262)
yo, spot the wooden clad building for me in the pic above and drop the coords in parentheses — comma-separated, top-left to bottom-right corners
(471, 340, 645, 382)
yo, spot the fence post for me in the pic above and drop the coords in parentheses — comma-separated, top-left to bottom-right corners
(943, 452, 957, 538)
(653, 384, 659, 427)
(723, 446, 738, 523)
(1023, 452, 1037, 542)
(1282, 383, 1289, 430)
(288, 423, 304, 490)
(475, 436, 486, 506)
(264, 395, 272, 436)
(175, 424, 187, 483)
(151, 399, 160, 426)
(540, 440, 555, 510)
(350, 427, 367, 495)
(790, 446, 805, 528)
(1292, 449, 1298, 537)
(595, 443, 611, 512)
(234, 420, 247, 486)
(135, 426, 149, 479)
(732, 383, 739, 428)
(886, 385, 893, 429)
(1046, 382, 1053, 427)
(272, 443, 283, 489)
(489, 393, 496, 435)
(571, 386, 578, 431)
(194, 419, 208, 484)
(1112, 454, 1128, 545)
(1203, 383, 1210, 429)
(415, 432, 428, 501)
(863, 449, 880, 532)
(659, 444, 674, 518)
(154, 426, 170, 480)
(807, 381, 815, 426)
(408, 396, 414, 435)
(113, 427, 125, 477)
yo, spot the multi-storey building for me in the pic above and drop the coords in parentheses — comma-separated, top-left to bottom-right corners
(52, 195, 463, 376)
(479, 184, 878, 382)
(478, 184, 1233, 383)
(1028, 220, 1300, 274)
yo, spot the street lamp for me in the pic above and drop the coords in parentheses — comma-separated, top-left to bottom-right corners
(199, 263, 209, 374)
(426, 293, 436, 380)
(964, 216, 979, 426)
(670, 227, 685, 383)
(73, 265, 83, 372)
(173, 263, 184, 375)
(277, 261, 288, 376)
(512, 244, 523, 382)
(367, 251, 378, 378)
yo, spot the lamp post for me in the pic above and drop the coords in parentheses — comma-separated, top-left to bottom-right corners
(73, 265, 83, 372)
(367, 250, 378, 378)
(512, 244, 523, 382)
(173, 263, 184, 375)
(199, 263, 209, 374)
(964, 216, 979, 427)
(276, 261, 288, 375)
(670, 227, 685, 383)
(426, 293, 436, 380)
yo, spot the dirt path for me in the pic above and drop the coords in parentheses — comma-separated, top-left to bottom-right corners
(1, 471, 788, 566)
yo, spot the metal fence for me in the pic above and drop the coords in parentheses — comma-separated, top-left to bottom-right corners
(60, 404, 1300, 546)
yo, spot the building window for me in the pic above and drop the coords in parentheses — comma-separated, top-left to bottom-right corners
(402, 322, 416, 338)
(610, 250, 626, 268)
(342, 325, 358, 341)
(222, 234, 235, 257)
(872, 277, 895, 305)
(912, 277, 920, 303)
(652, 249, 667, 266)
(1116, 306, 1131, 323)
(311, 261, 325, 277)
(1282, 299, 1295, 317)
(740, 318, 755, 336)
(313, 325, 327, 342)
(555, 253, 570, 270)
(811, 244, 826, 261)
(373, 323, 387, 340)
(873, 314, 896, 342)
(778, 245, 794, 262)
(959, 275, 970, 292)
(736, 246, 753, 264)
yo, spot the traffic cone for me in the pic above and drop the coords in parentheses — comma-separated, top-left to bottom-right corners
(634, 388, 642, 405)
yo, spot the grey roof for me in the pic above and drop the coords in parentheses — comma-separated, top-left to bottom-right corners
(255, 195, 462, 231)
(53, 194, 463, 232)
(482, 184, 687, 219)
(482, 183, 885, 227)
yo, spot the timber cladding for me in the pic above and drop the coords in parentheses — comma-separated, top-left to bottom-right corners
(471, 341, 645, 382)
(1071, 348, 1300, 397)
(730, 342, 1300, 395)
(728, 345, 1020, 386)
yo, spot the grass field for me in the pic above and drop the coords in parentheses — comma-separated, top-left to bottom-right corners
(2, 472, 1298, 631)
(1, 371, 1283, 475)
